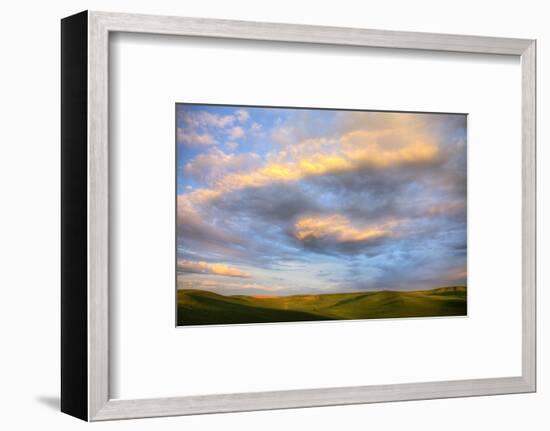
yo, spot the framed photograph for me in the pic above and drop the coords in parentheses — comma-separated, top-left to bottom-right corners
(61, 11, 536, 421)
(175, 103, 468, 326)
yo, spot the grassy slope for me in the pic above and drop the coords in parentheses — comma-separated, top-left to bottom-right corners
(177, 289, 334, 325)
(177, 286, 467, 326)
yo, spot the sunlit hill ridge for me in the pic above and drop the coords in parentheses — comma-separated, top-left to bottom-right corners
(177, 286, 467, 326)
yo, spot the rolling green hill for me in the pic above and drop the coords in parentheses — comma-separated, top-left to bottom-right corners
(177, 286, 467, 326)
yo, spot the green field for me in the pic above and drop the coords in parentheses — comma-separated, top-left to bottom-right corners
(177, 286, 467, 326)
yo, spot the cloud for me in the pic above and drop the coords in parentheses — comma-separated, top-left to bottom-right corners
(212, 182, 320, 224)
(177, 128, 215, 147)
(178, 259, 252, 278)
(179, 109, 448, 207)
(177, 194, 249, 259)
(424, 200, 466, 217)
(227, 126, 245, 140)
(339, 130, 439, 168)
(183, 148, 261, 185)
(182, 110, 235, 129)
(179, 109, 465, 257)
(235, 109, 250, 123)
(181, 128, 440, 202)
(271, 126, 294, 146)
(294, 214, 399, 243)
(177, 277, 282, 293)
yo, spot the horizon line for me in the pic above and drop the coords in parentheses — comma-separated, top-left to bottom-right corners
(177, 285, 467, 298)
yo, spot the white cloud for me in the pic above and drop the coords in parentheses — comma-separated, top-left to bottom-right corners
(235, 109, 250, 123)
(184, 147, 261, 184)
(227, 126, 245, 140)
(183, 111, 235, 129)
(177, 128, 215, 147)
(271, 126, 293, 146)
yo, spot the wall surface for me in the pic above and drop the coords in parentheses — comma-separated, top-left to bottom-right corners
(0, 0, 546, 429)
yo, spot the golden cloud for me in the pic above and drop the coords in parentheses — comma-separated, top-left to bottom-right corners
(180, 117, 442, 208)
(177, 259, 252, 278)
(294, 215, 400, 243)
(341, 130, 439, 168)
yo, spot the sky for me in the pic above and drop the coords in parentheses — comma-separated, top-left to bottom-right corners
(176, 104, 467, 296)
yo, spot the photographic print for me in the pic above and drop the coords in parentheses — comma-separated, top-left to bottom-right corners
(176, 104, 467, 326)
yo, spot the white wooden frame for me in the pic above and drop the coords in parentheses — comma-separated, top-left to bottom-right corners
(61, 10, 536, 421)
